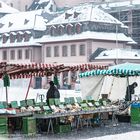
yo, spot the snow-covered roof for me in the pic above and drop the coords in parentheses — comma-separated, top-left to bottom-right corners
(38, 31, 134, 43)
(0, 1, 19, 14)
(0, 37, 41, 47)
(95, 49, 140, 60)
(0, 10, 47, 33)
(47, 3, 123, 25)
(28, 0, 56, 13)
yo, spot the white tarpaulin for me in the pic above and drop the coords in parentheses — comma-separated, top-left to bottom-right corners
(107, 76, 140, 101)
(80, 75, 140, 101)
(80, 75, 104, 100)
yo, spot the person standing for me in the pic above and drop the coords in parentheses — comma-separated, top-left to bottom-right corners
(125, 82, 138, 101)
(46, 81, 60, 106)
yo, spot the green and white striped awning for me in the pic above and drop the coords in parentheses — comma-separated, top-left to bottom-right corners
(79, 63, 140, 78)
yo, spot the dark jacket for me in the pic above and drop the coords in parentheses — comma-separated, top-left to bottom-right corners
(46, 85, 60, 100)
(125, 82, 138, 101)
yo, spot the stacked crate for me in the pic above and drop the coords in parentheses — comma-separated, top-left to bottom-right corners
(131, 103, 140, 124)
(54, 124, 71, 133)
(22, 117, 36, 136)
(0, 117, 8, 134)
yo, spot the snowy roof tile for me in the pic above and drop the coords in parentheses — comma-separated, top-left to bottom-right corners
(0, 10, 46, 33)
(39, 31, 134, 43)
(47, 3, 123, 25)
(0, 36, 41, 47)
(95, 49, 140, 60)
(0, 1, 19, 14)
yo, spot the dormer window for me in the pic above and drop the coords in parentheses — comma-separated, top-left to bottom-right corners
(66, 24, 73, 35)
(58, 25, 64, 35)
(73, 11, 80, 18)
(17, 31, 24, 42)
(24, 31, 31, 42)
(8, 22, 13, 27)
(3, 33, 9, 43)
(24, 19, 29, 25)
(50, 26, 56, 36)
(0, 23, 4, 28)
(76, 23, 82, 34)
(10, 32, 16, 43)
(65, 13, 72, 19)
(103, 53, 108, 56)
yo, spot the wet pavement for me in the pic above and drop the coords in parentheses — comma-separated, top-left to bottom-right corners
(4, 122, 140, 140)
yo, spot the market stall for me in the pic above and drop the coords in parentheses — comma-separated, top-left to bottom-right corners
(79, 62, 140, 124)
(0, 62, 109, 135)
(79, 62, 140, 101)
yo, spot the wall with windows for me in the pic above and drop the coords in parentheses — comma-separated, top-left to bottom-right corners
(43, 41, 89, 63)
(0, 47, 33, 63)
(42, 39, 128, 64)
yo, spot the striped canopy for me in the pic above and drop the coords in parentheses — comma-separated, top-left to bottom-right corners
(0, 62, 107, 79)
(79, 63, 140, 78)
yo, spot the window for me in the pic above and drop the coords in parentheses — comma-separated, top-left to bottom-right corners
(2, 50, 7, 60)
(3, 35, 8, 43)
(62, 45, 67, 57)
(10, 3, 13, 7)
(50, 26, 56, 36)
(25, 49, 29, 59)
(18, 50, 22, 59)
(24, 33, 30, 42)
(17, 34, 23, 42)
(10, 34, 15, 43)
(67, 25, 72, 35)
(34, 77, 42, 89)
(79, 44, 85, 56)
(10, 50, 15, 60)
(76, 24, 82, 34)
(54, 46, 59, 57)
(58, 25, 64, 35)
(71, 45, 76, 56)
(46, 47, 51, 57)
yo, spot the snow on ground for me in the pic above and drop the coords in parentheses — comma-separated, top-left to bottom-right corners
(82, 131, 140, 140)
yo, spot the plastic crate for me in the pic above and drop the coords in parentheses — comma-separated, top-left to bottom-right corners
(2, 102, 8, 108)
(11, 101, 18, 108)
(131, 108, 140, 116)
(0, 125, 8, 134)
(69, 97, 75, 104)
(64, 98, 70, 104)
(26, 99, 35, 106)
(54, 99, 60, 106)
(76, 97, 83, 103)
(49, 98, 55, 105)
(0, 118, 7, 125)
(20, 100, 27, 107)
(22, 117, 36, 135)
(0, 102, 4, 109)
(54, 124, 71, 133)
